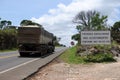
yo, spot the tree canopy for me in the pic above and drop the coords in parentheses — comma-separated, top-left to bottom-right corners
(0, 18, 12, 30)
(111, 21, 120, 32)
(111, 21, 120, 43)
(20, 20, 42, 27)
(73, 10, 108, 31)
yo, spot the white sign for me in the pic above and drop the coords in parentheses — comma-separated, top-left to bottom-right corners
(81, 31, 111, 45)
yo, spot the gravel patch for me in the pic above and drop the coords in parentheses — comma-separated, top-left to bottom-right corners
(25, 58, 120, 80)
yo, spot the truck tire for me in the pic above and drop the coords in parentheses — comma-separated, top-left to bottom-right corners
(19, 52, 29, 57)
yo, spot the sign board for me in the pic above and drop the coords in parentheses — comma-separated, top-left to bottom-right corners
(81, 31, 111, 45)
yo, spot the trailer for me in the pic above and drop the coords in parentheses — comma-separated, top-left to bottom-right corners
(18, 25, 55, 56)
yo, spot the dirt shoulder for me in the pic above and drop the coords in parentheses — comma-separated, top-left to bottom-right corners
(26, 57, 120, 80)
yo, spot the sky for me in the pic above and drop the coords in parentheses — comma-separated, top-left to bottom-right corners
(1, 0, 120, 46)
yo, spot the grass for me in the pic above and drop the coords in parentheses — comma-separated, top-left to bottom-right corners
(0, 48, 18, 52)
(60, 46, 86, 64)
(60, 46, 116, 64)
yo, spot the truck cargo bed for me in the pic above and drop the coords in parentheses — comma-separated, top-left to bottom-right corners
(18, 27, 43, 44)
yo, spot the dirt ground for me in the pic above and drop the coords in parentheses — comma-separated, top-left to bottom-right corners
(26, 57, 120, 80)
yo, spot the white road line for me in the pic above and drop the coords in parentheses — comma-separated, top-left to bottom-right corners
(0, 58, 40, 74)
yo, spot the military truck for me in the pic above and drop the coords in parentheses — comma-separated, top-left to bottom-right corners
(18, 25, 55, 57)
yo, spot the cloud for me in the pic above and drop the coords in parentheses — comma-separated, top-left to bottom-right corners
(31, 0, 120, 46)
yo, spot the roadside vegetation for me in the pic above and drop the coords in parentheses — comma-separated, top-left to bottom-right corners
(62, 10, 120, 64)
(0, 48, 17, 52)
(60, 46, 85, 64)
(60, 45, 116, 64)
(0, 29, 17, 51)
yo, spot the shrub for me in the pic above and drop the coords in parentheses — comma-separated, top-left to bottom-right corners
(0, 29, 17, 50)
(83, 53, 116, 63)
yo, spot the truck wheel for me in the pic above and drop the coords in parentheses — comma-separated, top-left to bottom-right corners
(20, 52, 28, 57)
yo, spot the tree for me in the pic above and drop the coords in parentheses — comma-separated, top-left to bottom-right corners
(71, 34, 80, 41)
(73, 10, 96, 30)
(111, 21, 120, 43)
(53, 36, 62, 46)
(72, 10, 108, 45)
(71, 33, 80, 45)
(7, 21, 12, 25)
(0, 19, 12, 30)
(91, 13, 108, 30)
(73, 10, 108, 31)
(20, 20, 42, 27)
(111, 21, 120, 32)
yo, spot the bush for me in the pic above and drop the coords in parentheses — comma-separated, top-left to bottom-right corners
(0, 29, 17, 50)
(83, 53, 116, 63)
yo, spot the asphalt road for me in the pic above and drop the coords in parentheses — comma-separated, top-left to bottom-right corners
(0, 47, 67, 80)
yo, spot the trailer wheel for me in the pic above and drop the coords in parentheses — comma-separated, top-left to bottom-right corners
(19, 52, 29, 57)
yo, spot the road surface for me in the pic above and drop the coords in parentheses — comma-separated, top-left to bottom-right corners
(0, 47, 67, 80)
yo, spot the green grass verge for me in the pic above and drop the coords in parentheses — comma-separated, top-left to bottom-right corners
(60, 46, 116, 64)
(60, 46, 86, 64)
(0, 48, 18, 52)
